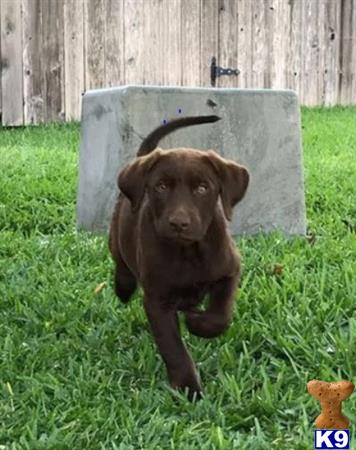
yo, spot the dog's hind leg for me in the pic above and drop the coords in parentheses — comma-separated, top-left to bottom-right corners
(113, 251, 137, 303)
(109, 208, 137, 303)
(184, 276, 238, 338)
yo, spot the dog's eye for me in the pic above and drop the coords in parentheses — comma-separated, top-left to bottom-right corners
(155, 182, 168, 193)
(195, 184, 208, 195)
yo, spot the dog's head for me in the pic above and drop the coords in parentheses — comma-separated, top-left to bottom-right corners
(118, 148, 249, 244)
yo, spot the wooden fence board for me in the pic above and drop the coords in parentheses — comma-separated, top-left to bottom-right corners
(64, 0, 84, 121)
(302, 0, 320, 106)
(160, 0, 181, 86)
(105, 0, 124, 87)
(263, 0, 272, 88)
(200, 0, 218, 86)
(287, 0, 303, 94)
(41, 0, 64, 122)
(237, 0, 252, 88)
(321, 0, 341, 106)
(0, 3, 2, 120)
(352, 0, 356, 102)
(218, 0, 238, 88)
(251, 0, 266, 88)
(141, 0, 162, 86)
(272, 0, 290, 89)
(339, 0, 355, 103)
(299, 0, 307, 103)
(181, 0, 200, 87)
(84, 0, 105, 90)
(317, 0, 327, 105)
(23, 0, 43, 124)
(124, 0, 145, 84)
(1, 0, 23, 125)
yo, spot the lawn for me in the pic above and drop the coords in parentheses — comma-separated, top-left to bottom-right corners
(0, 107, 355, 450)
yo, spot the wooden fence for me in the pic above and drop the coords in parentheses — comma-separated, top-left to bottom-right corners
(0, 0, 355, 126)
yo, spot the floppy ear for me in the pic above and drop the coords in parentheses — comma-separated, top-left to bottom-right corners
(205, 150, 249, 221)
(118, 149, 163, 212)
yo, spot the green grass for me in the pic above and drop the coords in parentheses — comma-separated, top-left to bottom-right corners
(0, 108, 355, 450)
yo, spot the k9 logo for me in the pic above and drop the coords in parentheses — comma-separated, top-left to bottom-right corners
(314, 430, 350, 449)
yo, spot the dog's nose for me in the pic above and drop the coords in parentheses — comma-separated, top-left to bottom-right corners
(169, 212, 191, 231)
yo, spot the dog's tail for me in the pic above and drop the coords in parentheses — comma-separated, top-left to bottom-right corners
(137, 115, 221, 157)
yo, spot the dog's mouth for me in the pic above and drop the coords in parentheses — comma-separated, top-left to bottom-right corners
(177, 236, 194, 243)
(171, 231, 200, 244)
(154, 219, 203, 244)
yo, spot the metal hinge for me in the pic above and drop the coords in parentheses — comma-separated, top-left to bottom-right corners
(210, 57, 240, 87)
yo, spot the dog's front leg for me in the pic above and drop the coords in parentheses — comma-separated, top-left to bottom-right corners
(185, 276, 238, 338)
(143, 296, 202, 400)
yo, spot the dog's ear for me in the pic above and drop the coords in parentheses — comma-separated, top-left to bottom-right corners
(118, 149, 163, 212)
(204, 150, 249, 221)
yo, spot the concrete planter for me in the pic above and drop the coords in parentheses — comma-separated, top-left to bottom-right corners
(77, 85, 306, 236)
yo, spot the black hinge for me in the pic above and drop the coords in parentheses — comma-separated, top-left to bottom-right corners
(210, 57, 240, 87)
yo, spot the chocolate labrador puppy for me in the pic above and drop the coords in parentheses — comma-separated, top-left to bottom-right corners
(109, 115, 249, 400)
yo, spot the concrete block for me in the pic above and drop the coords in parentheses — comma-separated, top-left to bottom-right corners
(77, 85, 306, 235)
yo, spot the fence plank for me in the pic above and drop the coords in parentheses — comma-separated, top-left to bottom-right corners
(84, 0, 105, 90)
(141, 0, 162, 86)
(263, 0, 272, 88)
(339, 0, 355, 104)
(321, 0, 341, 106)
(23, 0, 43, 124)
(0, 3, 2, 120)
(287, 0, 303, 95)
(218, 0, 238, 88)
(160, 0, 181, 86)
(352, 0, 356, 104)
(105, 0, 124, 87)
(124, 0, 146, 84)
(273, 0, 290, 89)
(251, 0, 266, 88)
(181, 0, 200, 87)
(237, 0, 253, 88)
(299, 0, 307, 103)
(316, 0, 327, 105)
(1, 0, 23, 125)
(200, 0, 218, 86)
(41, 0, 64, 122)
(64, 0, 84, 121)
(302, 0, 320, 106)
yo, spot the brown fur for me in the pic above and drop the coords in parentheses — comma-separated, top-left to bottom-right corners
(109, 116, 249, 400)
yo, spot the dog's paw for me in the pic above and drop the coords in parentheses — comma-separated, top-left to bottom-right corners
(171, 377, 203, 402)
(168, 366, 203, 402)
(185, 386, 204, 402)
(114, 279, 137, 303)
(185, 310, 229, 338)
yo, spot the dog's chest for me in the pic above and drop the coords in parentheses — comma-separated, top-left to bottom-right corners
(165, 257, 211, 309)
(174, 282, 209, 311)
(171, 246, 212, 282)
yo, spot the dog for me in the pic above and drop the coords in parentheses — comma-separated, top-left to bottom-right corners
(109, 115, 249, 400)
